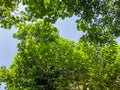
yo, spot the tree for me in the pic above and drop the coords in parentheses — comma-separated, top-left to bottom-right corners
(1, 0, 120, 43)
(1, 0, 120, 90)
(0, 20, 77, 89)
(0, 20, 120, 89)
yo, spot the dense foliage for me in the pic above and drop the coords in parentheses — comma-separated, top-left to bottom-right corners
(0, 21, 120, 90)
(1, 0, 120, 90)
(1, 0, 120, 43)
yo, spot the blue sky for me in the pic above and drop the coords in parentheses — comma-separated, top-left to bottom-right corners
(0, 28, 19, 67)
(0, 15, 120, 90)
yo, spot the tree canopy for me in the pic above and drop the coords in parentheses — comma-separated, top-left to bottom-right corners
(1, 20, 120, 89)
(1, 0, 120, 90)
(1, 0, 120, 44)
